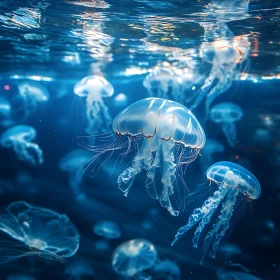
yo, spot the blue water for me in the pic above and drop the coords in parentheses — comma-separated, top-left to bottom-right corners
(0, 0, 280, 279)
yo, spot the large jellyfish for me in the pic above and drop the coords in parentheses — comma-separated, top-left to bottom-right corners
(17, 80, 49, 118)
(172, 161, 261, 260)
(112, 239, 157, 277)
(80, 98, 206, 216)
(74, 75, 114, 134)
(210, 102, 243, 146)
(0, 201, 80, 263)
(93, 220, 121, 239)
(0, 125, 43, 165)
(59, 149, 92, 197)
(200, 139, 224, 174)
(0, 97, 14, 127)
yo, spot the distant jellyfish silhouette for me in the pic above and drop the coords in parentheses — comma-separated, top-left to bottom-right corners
(210, 102, 243, 146)
(65, 258, 94, 280)
(0, 201, 80, 263)
(218, 243, 241, 263)
(59, 149, 92, 197)
(0, 125, 43, 165)
(200, 139, 224, 174)
(17, 81, 49, 118)
(80, 98, 206, 216)
(74, 75, 114, 134)
(0, 97, 14, 127)
(153, 260, 180, 280)
(93, 220, 121, 239)
(172, 161, 261, 261)
(114, 93, 128, 107)
(217, 271, 261, 280)
(112, 239, 157, 277)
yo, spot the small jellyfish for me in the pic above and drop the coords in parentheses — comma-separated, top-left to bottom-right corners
(217, 271, 261, 280)
(200, 139, 224, 174)
(210, 102, 243, 146)
(0, 201, 80, 263)
(80, 98, 206, 216)
(93, 220, 121, 239)
(153, 260, 180, 280)
(65, 258, 94, 280)
(114, 93, 128, 107)
(59, 149, 92, 197)
(112, 239, 157, 277)
(172, 161, 261, 260)
(0, 97, 14, 126)
(74, 75, 114, 134)
(0, 125, 43, 165)
(17, 80, 49, 118)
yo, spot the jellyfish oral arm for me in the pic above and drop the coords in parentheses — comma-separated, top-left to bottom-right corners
(222, 121, 237, 147)
(171, 184, 227, 246)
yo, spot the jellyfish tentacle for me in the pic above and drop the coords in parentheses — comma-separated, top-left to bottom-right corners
(203, 187, 239, 258)
(171, 185, 227, 246)
(99, 98, 113, 131)
(222, 122, 236, 146)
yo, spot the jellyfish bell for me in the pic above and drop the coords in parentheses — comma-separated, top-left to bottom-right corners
(65, 258, 95, 280)
(172, 161, 261, 261)
(112, 239, 157, 277)
(0, 201, 80, 263)
(0, 97, 14, 127)
(0, 125, 43, 165)
(210, 102, 243, 147)
(80, 98, 206, 216)
(93, 220, 121, 239)
(152, 259, 180, 280)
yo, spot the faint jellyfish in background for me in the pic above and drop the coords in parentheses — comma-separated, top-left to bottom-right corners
(217, 271, 261, 280)
(93, 220, 121, 239)
(200, 139, 224, 174)
(65, 258, 95, 280)
(218, 243, 241, 264)
(152, 260, 180, 280)
(172, 161, 261, 261)
(59, 149, 92, 198)
(6, 274, 36, 280)
(17, 81, 49, 118)
(113, 93, 128, 108)
(80, 98, 206, 216)
(0, 201, 80, 263)
(0, 125, 43, 165)
(94, 240, 110, 252)
(253, 129, 271, 148)
(112, 239, 157, 277)
(74, 75, 114, 134)
(210, 102, 243, 146)
(253, 219, 277, 247)
(0, 97, 14, 127)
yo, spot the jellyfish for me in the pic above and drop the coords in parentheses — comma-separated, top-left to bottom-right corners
(17, 81, 49, 118)
(0, 97, 14, 127)
(152, 260, 180, 280)
(93, 220, 121, 239)
(114, 93, 128, 108)
(65, 258, 94, 280)
(59, 149, 92, 197)
(217, 271, 262, 280)
(0, 201, 80, 263)
(0, 125, 43, 165)
(80, 98, 206, 216)
(172, 161, 261, 260)
(210, 102, 243, 146)
(112, 239, 157, 277)
(74, 75, 114, 134)
(200, 139, 224, 174)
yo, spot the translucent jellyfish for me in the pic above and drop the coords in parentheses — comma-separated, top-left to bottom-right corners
(200, 139, 224, 174)
(65, 258, 94, 280)
(0, 125, 43, 165)
(93, 220, 121, 239)
(210, 102, 243, 146)
(112, 239, 157, 277)
(218, 243, 241, 263)
(17, 81, 49, 118)
(153, 260, 180, 280)
(74, 75, 114, 134)
(0, 97, 14, 127)
(80, 98, 206, 216)
(172, 161, 261, 260)
(217, 271, 261, 280)
(114, 93, 128, 108)
(59, 149, 92, 196)
(0, 201, 80, 263)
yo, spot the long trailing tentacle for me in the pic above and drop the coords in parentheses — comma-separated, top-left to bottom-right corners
(171, 184, 227, 246)
(222, 121, 237, 147)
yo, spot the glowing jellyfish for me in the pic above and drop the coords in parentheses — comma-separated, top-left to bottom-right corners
(172, 161, 261, 260)
(18, 81, 49, 118)
(80, 98, 205, 216)
(114, 93, 128, 107)
(59, 149, 92, 197)
(93, 220, 121, 239)
(210, 102, 243, 146)
(0, 201, 80, 263)
(65, 259, 94, 280)
(0, 97, 14, 127)
(200, 139, 224, 174)
(153, 260, 180, 280)
(74, 75, 114, 134)
(112, 239, 157, 277)
(0, 125, 43, 165)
